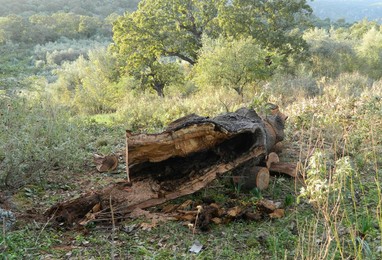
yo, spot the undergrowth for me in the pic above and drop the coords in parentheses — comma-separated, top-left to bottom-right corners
(1, 73, 382, 259)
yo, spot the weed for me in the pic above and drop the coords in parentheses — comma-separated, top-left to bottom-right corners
(284, 194, 295, 207)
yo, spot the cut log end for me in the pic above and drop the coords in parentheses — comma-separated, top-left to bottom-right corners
(93, 154, 118, 173)
(233, 166, 270, 191)
(271, 142, 283, 154)
(266, 152, 280, 169)
(253, 166, 270, 190)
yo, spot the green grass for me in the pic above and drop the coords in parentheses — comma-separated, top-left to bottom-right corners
(1, 175, 310, 259)
(1, 73, 382, 259)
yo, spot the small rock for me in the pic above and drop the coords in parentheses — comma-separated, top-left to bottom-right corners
(0, 208, 16, 231)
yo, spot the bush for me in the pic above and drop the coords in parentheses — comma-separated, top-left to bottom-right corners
(323, 72, 372, 98)
(49, 48, 124, 114)
(116, 87, 245, 133)
(46, 48, 83, 65)
(265, 71, 320, 105)
(33, 38, 110, 66)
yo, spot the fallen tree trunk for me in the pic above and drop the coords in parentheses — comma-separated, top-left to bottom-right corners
(46, 107, 288, 226)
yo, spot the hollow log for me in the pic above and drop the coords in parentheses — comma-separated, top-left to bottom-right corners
(45, 107, 287, 226)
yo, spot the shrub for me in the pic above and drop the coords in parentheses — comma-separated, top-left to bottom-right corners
(49, 48, 124, 114)
(33, 38, 110, 66)
(116, 87, 244, 133)
(265, 71, 320, 105)
(323, 72, 372, 98)
(46, 49, 83, 65)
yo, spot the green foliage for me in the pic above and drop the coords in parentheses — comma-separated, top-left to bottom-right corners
(51, 48, 124, 114)
(323, 72, 372, 98)
(139, 59, 186, 97)
(342, 81, 382, 162)
(29, 12, 108, 41)
(46, 49, 82, 66)
(112, 0, 313, 94)
(0, 12, 112, 45)
(112, 0, 222, 95)
(303, 27, 357, 77)
(356, 26, 382, 78)
(113, 0, 221, 66)
(264, 69, 320, 105)
(33, 38, 110, 68)
(349, 19, 379, 39)
(219, 0, 313, 56)
(310, 16, 352, 30)
(290, 21, 382, 80)
(0, 15, 29, 44)
(116, 87, 244, 132)
(2, 1, 382, 259)
(0, 44, 36, 90)
(193, 36, 281, 96)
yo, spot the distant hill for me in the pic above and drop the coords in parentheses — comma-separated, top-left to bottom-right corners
(310, 0, 382, 23)
(4, 0, 380, 24)
(0, 0, 139, 17)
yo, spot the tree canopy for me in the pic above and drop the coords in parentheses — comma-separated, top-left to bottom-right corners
(112, 0, 313, 96)
(219, 0, 313, 55)
(193, 36, 281, 96)
(113, 0, 221, 66)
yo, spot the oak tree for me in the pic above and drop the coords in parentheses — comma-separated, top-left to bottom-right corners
(112, 0, 312, 95)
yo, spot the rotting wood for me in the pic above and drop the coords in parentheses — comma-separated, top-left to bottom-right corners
(125, 132, 131, 183)
(93, 154, 118, 172)
(45, 107, 291, 226)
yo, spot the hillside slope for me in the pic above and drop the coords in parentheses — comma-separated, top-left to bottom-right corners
(310, 0, 382, 22)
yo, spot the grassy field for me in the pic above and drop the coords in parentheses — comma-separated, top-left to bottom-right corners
(1, 73, 382, 259)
